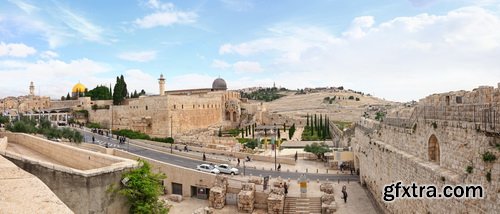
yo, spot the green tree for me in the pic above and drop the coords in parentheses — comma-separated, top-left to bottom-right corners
(0, 115, 9, 125)
(66, 93, 71, 100)
(119, 159, 168, 214)
(288, 123, 296, 139)
(304, 142, 331, 159)
(86, 85, 112, 100)
(375, 112, 385, 122)
(319, 114, 323, 139)
(113, 76, 128, 105)
(306, 113, 309, 128)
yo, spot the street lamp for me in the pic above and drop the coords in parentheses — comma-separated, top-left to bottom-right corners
(170, 115, 173, 154)
(274, 127, 277, 171)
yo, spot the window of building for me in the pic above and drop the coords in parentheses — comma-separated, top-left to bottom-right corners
(456, 96, 463, 104)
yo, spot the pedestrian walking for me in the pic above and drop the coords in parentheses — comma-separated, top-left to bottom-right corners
(203, 152, 206, 161)
(277, 163, 281, 171)
(294, 151, 298, 162)
(237, 158, 240, 166)
(92, 136, 95, 143)
(284, 182, 288, 195)
(341, 185, 348, 203)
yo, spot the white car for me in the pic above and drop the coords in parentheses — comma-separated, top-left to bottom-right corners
(196, 164, 220, 174)
(215, 164, 239, 175)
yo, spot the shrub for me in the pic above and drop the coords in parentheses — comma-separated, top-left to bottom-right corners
(431, 121, 437, 129)
(482, 151, 496, 162)
(119, 159, 168, 214)
(113, 129, 150, 140)
(348, 96, 354, 100)
(86, 122, 102, 129)
(466, 166, 473, 174)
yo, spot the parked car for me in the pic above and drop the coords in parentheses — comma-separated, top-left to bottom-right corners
(215, 164, 239, 175)
(196, 164, 220, 174)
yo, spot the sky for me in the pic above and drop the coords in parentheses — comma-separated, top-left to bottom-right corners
(1, 0, 500, 102)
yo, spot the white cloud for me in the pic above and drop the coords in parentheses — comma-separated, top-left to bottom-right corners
(219, 6, 500, 101)
(0, 2, 110, 48)
(0, 58, 110, 98)
(168, 73, 216, 90)
(123, 69, 158, 94)
(8, 0, 38, 14)
(118, 51, 157, 62)
(0, 42, 36, 57)
(39, 50, 58, 59)
(211, 59, 263, 73)
(211, 59, 231, 69)
(56, 6, 107, 44)
(135, 1, 197, 28)
(233, 61, 262, 73)
(342, 16, 375, 39)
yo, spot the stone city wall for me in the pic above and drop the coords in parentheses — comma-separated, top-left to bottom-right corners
(354, 117, 499, 213)
(0, 132, 127, 171)
(0, 133, 137, 214)
(168, 94, 223, 135)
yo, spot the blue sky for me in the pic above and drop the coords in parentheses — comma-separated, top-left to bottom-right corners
(1, 0, 500, 101)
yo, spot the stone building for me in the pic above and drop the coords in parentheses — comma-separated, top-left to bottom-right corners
(85, 75, 241, 137)
(354, 84, 500, 213)
(1, 82, 50, 114)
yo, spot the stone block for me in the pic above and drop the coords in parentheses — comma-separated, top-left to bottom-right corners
(321, 193, 335, 204)
(267, 192, 284, 213)
(242, 182, 256, 191)
(320, 182, 334, 194)
(321, 201, 337, 214)
(248, 176, 262, 185)
(208, 187, 226, 209)
(192, 207, 214, 214)
(168, 194, 183, 202)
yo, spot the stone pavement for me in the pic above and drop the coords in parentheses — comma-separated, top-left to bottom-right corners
(0, 155, 72, 214)
(164, 181, 378, 214)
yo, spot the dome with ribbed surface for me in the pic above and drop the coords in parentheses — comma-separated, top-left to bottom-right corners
(212, 78, 227, 91)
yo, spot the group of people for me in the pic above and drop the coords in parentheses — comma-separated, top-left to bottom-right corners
(117, 136, 127, 144)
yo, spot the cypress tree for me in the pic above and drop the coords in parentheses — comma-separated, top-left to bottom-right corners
(320, 114, 323, 139)
(306, 113, 309, 128)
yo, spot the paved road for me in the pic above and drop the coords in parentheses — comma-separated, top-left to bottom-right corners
(82, 130, 358, 181)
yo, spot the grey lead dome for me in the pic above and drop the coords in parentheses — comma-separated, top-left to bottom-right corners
(212, 78, 227, 91)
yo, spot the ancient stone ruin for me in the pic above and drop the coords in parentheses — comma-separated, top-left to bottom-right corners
(208, 175, 228, 209)
(267, 186, 285, 214)
(192, 207, 214, 214)
(320, 182, 337, 214)
(237, 183, 256, 213)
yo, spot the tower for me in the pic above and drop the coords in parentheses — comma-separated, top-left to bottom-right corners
(159, 74, 166, 96)
(29, 81, 35, 96)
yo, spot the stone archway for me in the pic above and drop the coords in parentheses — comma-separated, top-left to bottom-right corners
(428, 134, 440, 164)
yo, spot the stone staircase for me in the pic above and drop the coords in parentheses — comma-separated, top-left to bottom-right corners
(284, 197, 321, 214)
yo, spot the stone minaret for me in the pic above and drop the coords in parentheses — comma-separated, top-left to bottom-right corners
(29, 81, 35, 96)
(158, 74, 166, 96)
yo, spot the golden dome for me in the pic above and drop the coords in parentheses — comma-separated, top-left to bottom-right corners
(72, 82, 86, 93)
